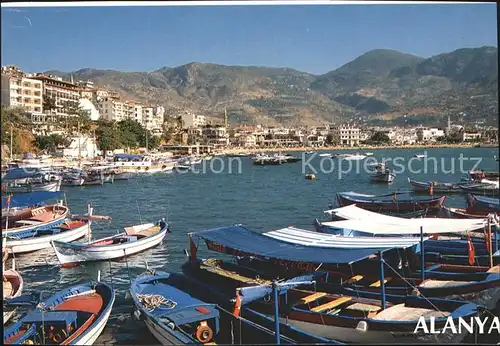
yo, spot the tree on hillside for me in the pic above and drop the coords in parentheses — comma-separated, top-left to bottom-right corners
(63, 101, 92, 134)
(96, 126, 123, 151)
(370, 131, 391, 144)
(43, 95, 57, 113)
(34, 134, 71, 153)
(326, 133, 334, 145)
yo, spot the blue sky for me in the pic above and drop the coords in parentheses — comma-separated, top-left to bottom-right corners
(1, 3, 497, 75)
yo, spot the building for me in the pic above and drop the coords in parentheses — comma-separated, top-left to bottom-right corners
(331, 124, 360, 146)
(57, 135, 99, 158)
(97, 97, 135, 122)
(202, 126, 229, 147)
(462, 131, 482, 142)
(237, 135, 257, 148)
(31, 74, 81, 118)
(181, 113, 206, 129)
(416, 127, 445, 142)
(1, 66, 43, 115)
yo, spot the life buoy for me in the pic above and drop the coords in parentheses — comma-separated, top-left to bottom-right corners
(195, 321, 213, 343)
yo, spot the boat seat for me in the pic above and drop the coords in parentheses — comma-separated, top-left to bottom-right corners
(124, 227, 136, 235)
(300, 292, 327, 304)
(310, 296, 352, 313)
(138, 226, 161, 237)
(487, 265, 499, 273)
(346, 275, 363, 284)
(369, 278, 392, 287)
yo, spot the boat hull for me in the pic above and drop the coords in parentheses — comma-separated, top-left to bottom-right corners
(3, 269, 23, 325)
(51, 223, 168, 266)
(5, 221, 90, 254)
(3, 205, 69, 237)
(5, 180, 61, 193)
(336, 193, 446, 212)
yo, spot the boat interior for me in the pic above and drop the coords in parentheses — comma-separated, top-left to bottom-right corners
(4, 284, 111, 345)
(89, 224, 162, 246)
(2, 205, 68, 230)
(3, 270, 22, 299)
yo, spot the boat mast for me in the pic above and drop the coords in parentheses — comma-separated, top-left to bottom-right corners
(10, 125, 13, 160)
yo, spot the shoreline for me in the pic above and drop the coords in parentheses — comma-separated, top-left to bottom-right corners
(219, 143, 499, 155)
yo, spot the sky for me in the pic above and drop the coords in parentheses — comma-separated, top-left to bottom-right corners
(1, 2, 497, 75)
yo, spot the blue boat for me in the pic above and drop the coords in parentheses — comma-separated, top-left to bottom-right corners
(466, 194, 500, 213)
(4, 278, 115, 345)
(130, 270, 336, 344)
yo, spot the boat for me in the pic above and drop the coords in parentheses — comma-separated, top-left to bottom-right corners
(305, 151, 314, 154)
(318, 153, 331, 157)
(130, 270, 334, 345)
(305, 174, 316, 180)
(336, 192, 446, 213)
(4, 180, 62, 193)
(370, 165, 395, 183)
(2, 192, 69, 237)
(441, 205, 499, 219)
(61, 175, 85, 187)
(51, 219, 169, 267)
(459, 181, 499, 196)
(468, 170, 499, 181)
(414, 154, 426, 158)
(183, 255, 478, 343)
(3, 253, 24, 324)
(466, 194, 500, 214)
(111, 153, 175, 173)
(338, 154, 366, 161)
(4, 276, 115, 345)
(407, 177, 468, 193)
(173, 164, 191, 173)
(364, 152, 374, 156)
(202, 155, 213, 161)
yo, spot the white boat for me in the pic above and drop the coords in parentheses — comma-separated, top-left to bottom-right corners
(5, 219, 91, 255)
(414, 153, 426, 158)
(318, 153, 331, 157)
(371, 166, 395, 183)
(264, 227, 426, 249)
(202, 155, 213, 161)
(5, 180, 61, 193)
(61, 176, 85, 186)
(111, 153, 175, 173)
(364, 152, 374, 156)
(51, 220, 169, 267)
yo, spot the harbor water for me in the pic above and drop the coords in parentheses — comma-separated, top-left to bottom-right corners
(8, 147, 500, 344)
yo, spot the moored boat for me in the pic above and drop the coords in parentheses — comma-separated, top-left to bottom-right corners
(3, 257, 23, 324)
(51, 219, 169, 267)
(4, 277, 115, 345)
(407, 177, 468, 193)
(336, 192, 446, 213)
(466, 194, 500, 214)
(371, 165, 395, 183)
(130, 270, 334, 345)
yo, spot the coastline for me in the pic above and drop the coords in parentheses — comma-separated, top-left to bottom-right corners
(219, 143, 499, 155)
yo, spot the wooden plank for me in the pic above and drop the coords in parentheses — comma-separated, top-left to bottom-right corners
(310, 296, 352, 313)
(369, 278, 392, 287)
(346, 275, 363, 283)
(300, 292, 326, 304)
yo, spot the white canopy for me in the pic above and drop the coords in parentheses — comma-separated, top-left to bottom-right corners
(263, 227, 426, 249)
(320, 207, 487, 235)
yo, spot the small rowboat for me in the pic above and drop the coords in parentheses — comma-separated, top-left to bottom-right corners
(407, 177, 467, 193)
(3, 258, 23, 324)
(51, 220, 169, 267)
(5, 219, 91, 255)
(4, 278, 115, 345)
(336, 192, 446, 213)
(466, 194, 500, 213)
(130, 270, 331, 345)
(5, 180, 62, 193)
(3, 204, 69, 237)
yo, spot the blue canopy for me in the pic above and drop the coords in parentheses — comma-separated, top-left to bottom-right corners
(114, 153, 144, 160)
(2, 191, 64, 209)
(192, 226, 388, 265)
(3, 167, 42, 180)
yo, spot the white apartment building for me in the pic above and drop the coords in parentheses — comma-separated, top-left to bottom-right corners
(331, 124, 360, 146)
(98, 97, 134, 122)
(238, 135, 257, 148)
(181, 113, 206, 128)
(462, 131, 482, 142)
(1, 67, 43, 114)
(31, 74, 81, 118)
(416, 127, 445, 142)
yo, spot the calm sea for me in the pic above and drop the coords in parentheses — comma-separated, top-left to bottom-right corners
(9, 147, 500, 344)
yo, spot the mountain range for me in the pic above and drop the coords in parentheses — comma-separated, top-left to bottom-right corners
(46, 46, 498, 127)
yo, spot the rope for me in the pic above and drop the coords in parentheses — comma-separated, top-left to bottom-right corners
(137, 294, 177, 312)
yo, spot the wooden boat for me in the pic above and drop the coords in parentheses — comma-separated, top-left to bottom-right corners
(51, 220, 169, 267)
(2, 192, 69, 237)
(441, 205, 499, 219)
(183, 258, 479, 344)
(61, 175, 85, 186)
(468, 170, 500, 181)
(5, 219, 91, 255)
(130, 270, 334, 345)
(110, 170, 132, 181)
(4, 278, 115, 345)
(336, 192, 446, 212)
(5, 180, 62, 193)
(466, 194, 500, 213)
(371, 167, 395, 183)
(459, 183, 499, 196)
(340, 265, 500, 310)
(83, 175, 104, 186)
(3, 258, 24, 324)
(407, 177, 468, 193)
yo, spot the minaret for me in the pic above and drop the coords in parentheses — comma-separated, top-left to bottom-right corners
(224, 108, 228, 128)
